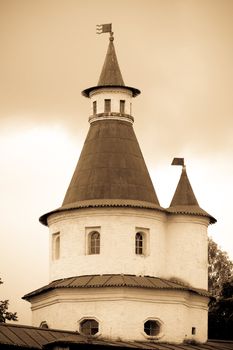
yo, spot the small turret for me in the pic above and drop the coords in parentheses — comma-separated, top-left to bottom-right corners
(166, 158, 216, 290)
(168, 158, 216, 224)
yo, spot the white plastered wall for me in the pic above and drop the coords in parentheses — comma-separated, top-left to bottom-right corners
(30, 287, 209, 343)
(90, 88, 132, 115)
(166, 214, 209, 290)
(48, 207, 167, 282)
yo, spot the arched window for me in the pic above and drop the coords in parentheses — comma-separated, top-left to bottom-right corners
(89, 231, 100, 254)
(52, 232, 60, 260)
(40, 321, 49, 328)
(135, 232, 143, 255)
(80, 318, 99, 336)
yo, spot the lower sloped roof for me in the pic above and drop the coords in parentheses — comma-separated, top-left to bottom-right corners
(22, 274, 210, 301)
(0, 324, 233, 350)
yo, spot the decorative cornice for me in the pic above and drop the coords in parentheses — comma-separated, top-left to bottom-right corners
(89, 112, 134, 124)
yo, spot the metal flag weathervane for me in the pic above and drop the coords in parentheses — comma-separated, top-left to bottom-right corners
(96, 23, 113, 36)
(171, 158, 185, 167)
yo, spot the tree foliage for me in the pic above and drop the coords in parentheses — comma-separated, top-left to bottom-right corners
(208, 277, 233, 340)
(0, 278, 18, 323)
(208, 238, 233, 339)
(208, 237, 233, 299)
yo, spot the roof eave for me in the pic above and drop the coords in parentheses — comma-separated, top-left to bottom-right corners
(39, 200, 165, 226)
(167, 205, 217, 224)
(82, 85, 141, 98)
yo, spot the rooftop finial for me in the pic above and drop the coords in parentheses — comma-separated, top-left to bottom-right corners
(96, 23, 114, 40)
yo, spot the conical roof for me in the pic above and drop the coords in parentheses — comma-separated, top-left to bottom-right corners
(97, 36, 125, 86)
(170, 167, 198, 207)
(168, 166, 216, 223)
(82, 37, 140, 98)
(62, 120, 160, 205)
(40, 120, 163, 225)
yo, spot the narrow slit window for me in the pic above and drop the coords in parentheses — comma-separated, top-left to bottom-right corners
(52, 233, 60, 260)
(104, 99, 111, 113)
(135, 232, 143, 255)
(120, 100, 125, 114)
(93, 101, 97, 114)
(89, 231, 100, 254)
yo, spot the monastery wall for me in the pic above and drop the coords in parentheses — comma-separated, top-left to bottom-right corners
(30, 288, 208, 343)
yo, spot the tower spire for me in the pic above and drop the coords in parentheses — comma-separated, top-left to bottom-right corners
(168, 158, 216, 223)
(82, 25, 140, 98)
(97, 32, 125, 87)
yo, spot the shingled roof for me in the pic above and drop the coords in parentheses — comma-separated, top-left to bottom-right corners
(167, 166, 216, 224)
(98, 36, 125, 86)
(23, 274, 210, 300)
(82, 36, 140, 97)
(40, 120, 163, 225)
(1, 324, 233, 350)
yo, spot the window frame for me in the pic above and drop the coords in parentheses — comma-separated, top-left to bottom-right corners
(104, 99, 111, 113)
(89, 231, 100, 255)
(135, 228, 150, 256)
(143, 318, 163, 339)
(79, 317, 100, 337)
(120, 99, 125, 114)
(40, 321, 49, 329)
(93, 101, 97, 115)
(52, 232, 60, 260)
(135, 232, 144, 255)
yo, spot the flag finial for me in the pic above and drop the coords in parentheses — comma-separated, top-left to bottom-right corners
(171, 158, 185, 167)
(96, 23, 113, 40)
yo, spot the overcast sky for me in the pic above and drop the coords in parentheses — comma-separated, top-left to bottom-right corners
(0, 0, 232, 325)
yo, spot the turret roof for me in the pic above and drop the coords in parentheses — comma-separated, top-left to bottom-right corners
(82, 36, 140, 97)
(168, 166, 216, 223)
(62, 120, 160, 206)
(40, 120, 163, 225)
(98, 36, 125, 86)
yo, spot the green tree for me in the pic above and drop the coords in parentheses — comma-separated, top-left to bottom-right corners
(208, 237, 233, 299)
(0, 278, 18, 323)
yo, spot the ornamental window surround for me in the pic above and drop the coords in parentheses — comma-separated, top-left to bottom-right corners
(39, 321, 49, 329)
(143, 319, 162, 338)
(79, 318, 99, 336)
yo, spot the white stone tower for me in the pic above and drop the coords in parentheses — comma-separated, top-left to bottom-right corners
(24, 28, 216, 344)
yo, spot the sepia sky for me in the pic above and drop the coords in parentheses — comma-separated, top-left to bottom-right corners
(0, 0, 233, 325)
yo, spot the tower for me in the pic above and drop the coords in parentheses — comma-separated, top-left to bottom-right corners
(23, 27, 216, 344)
